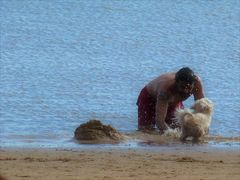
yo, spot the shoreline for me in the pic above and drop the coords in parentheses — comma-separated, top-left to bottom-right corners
(1, 147, 240, 180)
(1, 131, 240, 150)
(1, 131, 240, 152)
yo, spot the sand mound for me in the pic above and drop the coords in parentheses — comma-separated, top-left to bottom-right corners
(74, 120, 124, 143)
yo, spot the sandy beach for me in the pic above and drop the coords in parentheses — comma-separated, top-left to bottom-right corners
(0, 147, 239, 180)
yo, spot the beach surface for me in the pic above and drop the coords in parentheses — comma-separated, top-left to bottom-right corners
(0, 147, 239, 180)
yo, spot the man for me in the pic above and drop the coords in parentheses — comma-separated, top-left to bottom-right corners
(137, 67, 204, 132)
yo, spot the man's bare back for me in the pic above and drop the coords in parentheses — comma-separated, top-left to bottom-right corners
(147, 72, 204, 103)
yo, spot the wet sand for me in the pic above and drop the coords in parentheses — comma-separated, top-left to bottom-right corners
(0, 147, 239, 180)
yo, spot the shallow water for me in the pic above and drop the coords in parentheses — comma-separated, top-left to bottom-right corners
(0, 0, 240, 148)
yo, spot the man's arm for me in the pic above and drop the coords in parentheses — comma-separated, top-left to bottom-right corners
(193, 76, 204, 100)
(155, 92, 170, 132)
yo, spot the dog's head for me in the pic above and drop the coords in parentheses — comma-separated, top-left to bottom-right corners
(191, 98, 213, 115)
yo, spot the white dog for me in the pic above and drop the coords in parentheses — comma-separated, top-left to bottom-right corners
(175, 98, 214, 142)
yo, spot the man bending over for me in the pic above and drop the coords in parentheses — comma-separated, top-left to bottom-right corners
(137, 67, 204, 133)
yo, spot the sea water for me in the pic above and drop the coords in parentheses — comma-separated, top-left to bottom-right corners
(0, 0, 239, 148)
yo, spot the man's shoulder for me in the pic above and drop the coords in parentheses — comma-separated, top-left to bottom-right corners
(160, 72, 176, 80)
(194, 74, 202, 82)
(194, 75, 203, 88)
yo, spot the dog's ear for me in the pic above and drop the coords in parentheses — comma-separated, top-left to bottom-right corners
(200, 103, 207, 110)
(201, 103, 212, 113)
(203, 107, 209, 113)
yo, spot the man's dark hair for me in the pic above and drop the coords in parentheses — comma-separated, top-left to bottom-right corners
(175, 67, 196, 84)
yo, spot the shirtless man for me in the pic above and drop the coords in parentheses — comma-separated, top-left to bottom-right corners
(137, 67, 204, 132)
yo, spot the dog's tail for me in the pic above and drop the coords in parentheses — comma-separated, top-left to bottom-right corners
(175, 109, 193, 124)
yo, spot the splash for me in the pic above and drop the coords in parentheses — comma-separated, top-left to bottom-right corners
(123, 129, 182, 146)
(162, 128, 181, 139)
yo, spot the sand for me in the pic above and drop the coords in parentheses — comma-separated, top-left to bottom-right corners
(0, 147, 239, 180)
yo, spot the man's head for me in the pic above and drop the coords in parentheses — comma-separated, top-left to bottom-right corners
(175, 67, 196, 95)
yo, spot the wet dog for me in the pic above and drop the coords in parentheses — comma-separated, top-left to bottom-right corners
(175, 98, 214, 142)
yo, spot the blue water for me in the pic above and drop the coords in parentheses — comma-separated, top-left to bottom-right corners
(0, 0, 239, 148)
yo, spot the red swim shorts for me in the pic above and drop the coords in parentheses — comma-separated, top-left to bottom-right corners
(136, 86, 184, 129)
